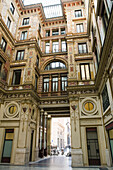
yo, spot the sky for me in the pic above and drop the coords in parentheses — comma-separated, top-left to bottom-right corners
(23, 0, 61, 6)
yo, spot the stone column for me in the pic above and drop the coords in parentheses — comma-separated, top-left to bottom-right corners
(50, 40, 52, 53)
(34, 107, 40, 161)
(47, 115, 52, 155)
(44, 112, 48, 156)
(59, 39, 61, 52)
(39, 109, 44, 158)
(70, 99, 83, 167)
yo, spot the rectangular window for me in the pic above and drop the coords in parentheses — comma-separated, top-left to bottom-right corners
(1, 37, 7, 52)
(7, 17, 11, 29)
(75, 9, 82, 17)
(10, 3, 15, 15)
(52, 29, 59, 36)
(45, 42, 50, 53)
(36, 55, 39, 67)
(102, 85, 110, 112)
(21, 31, 27, 40)
(61, 77, 67, 91)
(80, 63, 91, 80)
(52, 77, 58, 92)
(76, 23, 84, 33)
(0, 61, 2, 73)
(61, 40, 66, 52)
(39, 23, 41, 32)
(16, 50, 24, 60)
(43, 78, 49, 92)
(61, 28, 65, 35)
(35, 75, 38, 90)
(12, 70, 21, 85)
(53, 41, 59, 53)
(22, 18, 29, 25)
(46, 30, 50, 37)
(78, 43, 87, 54)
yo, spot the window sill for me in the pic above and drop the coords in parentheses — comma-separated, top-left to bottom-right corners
(72, 17, 86, 21)
(19, 25, 31, 29)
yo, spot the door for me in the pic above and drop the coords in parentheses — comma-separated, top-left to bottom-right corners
(29, 130, 34, 162)
(1, 129, 14, 163)
(86, 128, 100, 165)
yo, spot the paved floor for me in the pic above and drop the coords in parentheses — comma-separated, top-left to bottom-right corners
(0, 155, 112, 170)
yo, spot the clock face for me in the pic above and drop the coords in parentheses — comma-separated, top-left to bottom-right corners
(84, 102, 94, 111)
(9, 106, 17, 114)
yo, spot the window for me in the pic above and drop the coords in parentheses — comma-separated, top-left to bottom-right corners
(35, 75, 38, 90)
(45, 42, 50, 53)
(61, 77, 67, 91)
(36, 55, 39, 67)
(16, 50, 24, 60)
(21, 31, 27, 40)
(80, 63, 90, 80)
(52, 77, 58, 92)
(12, 70, 21, 85)
(53, 41, 59, 53)
(78, 43, 87, 54)
(61, 40, 66, 52)
(52, 29, 59, 36)
(45, 61, 66, 70)
(7, 17, 11, 29)
(10, 3, 15, 15)
(39, 24, 41, 32)
(102, 85, 110, 112)
(76, 23, 84, 33)
(75, 10, 82, 17)
(46, 30, 50, 37)
(1, 37, 7, 52)
(22, 18, 29, 25)
(61, 28, 65, 35)
(43, 78, 49, 92)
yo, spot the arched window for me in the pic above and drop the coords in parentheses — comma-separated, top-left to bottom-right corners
(45, 61, 66, 70)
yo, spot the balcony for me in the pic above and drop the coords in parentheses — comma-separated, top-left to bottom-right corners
(44, 49, 67, 56)
(40, 91, 68, 97)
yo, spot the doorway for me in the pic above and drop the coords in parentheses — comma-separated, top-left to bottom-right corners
(29, 130, 34, 162)
(1, 129, 14, 163)
(86, 128, 100, 165)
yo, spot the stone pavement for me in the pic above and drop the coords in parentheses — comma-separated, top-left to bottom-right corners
(0, 156, 112, 170)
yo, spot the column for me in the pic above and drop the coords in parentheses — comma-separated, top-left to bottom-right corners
(70, 99, 83, 167)
(44, 112, 48, 156)
(58, 74, 61, 96)
(34, 107, 40, 161)
(50, 28, 52, 36)
(49, 75, 52, 96)
(47, 115, 51, 155)
(59, 39, 61, 52)
(39, 109, 44, 158)
(50, 40, 52, 53)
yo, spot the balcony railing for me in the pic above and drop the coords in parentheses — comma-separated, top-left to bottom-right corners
(44, 49, 67, 54)
(40, 91, 68, 97)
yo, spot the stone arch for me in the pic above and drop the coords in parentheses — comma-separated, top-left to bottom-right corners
(41, 57, 68, 71)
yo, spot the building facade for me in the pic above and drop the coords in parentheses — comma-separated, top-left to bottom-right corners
(0, 0, 113, 167)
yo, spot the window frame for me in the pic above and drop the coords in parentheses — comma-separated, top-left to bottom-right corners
(76, 23, 84, 33)
(12, 69, 21, 85)
(80, 63, 91, 80)
(78, 43, 88, 54)
(75, 9, 82, 18)
(16, 50, 25, 60)
(43, 77, 49, 92)
(1, 37, 7, 52)
(10, 3, 15, 15)
(52, 41, 59, 53)
(7, 17, 11, 29)
(22, 17, 29, 25)
(45, 42, 50, 53)
(52, 77, 58, 92)
(20, 31, 27, 40)
(61, 76, 67, 91)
